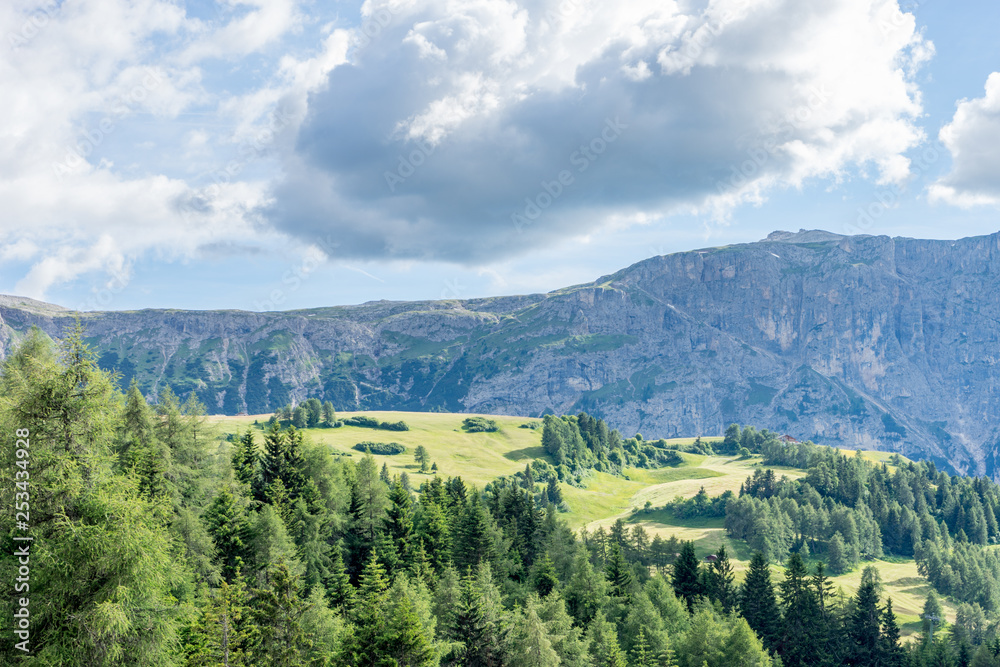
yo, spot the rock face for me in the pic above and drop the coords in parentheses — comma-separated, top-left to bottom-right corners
(4, 229, 1000, 476)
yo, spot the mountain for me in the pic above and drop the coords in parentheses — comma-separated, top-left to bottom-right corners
(4, 229, 1000, 476)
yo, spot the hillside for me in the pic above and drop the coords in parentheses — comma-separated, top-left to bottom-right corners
(208, 411, 956, 640)
(7, 228, 1000, 476)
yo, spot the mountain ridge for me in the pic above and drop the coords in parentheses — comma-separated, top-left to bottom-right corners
(4, 228, 1000, 477)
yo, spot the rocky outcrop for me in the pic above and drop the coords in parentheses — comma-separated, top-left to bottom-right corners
(4, 229, 1000, 476)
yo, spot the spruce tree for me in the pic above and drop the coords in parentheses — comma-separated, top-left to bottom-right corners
(706, 544, 737, 612)
(586, 611, 628, 667)
(778, 552, 823, 667)
(531, 552, 559, 597)
(384, 478, 415, 574)
(451, 566, 511, 667)
(232, 428, 259, 487)
(204, 485, 252, 583)
(848, 578, 883, 666)
(605, 541, 634, 599)
(509, 595, 560, 667)
(251, 559, 309, 667)
(672, 540, 702, 611)
(882, 597, 905, 667)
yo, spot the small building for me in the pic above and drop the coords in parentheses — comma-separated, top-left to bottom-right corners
(704, 554, 718, 563)
(779, 434, 800, 444)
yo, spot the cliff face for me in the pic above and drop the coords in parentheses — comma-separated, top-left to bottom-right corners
(4, 230, 1000, 476)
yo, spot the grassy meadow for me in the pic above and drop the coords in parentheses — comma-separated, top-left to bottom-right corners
(206, 411, 951, 639)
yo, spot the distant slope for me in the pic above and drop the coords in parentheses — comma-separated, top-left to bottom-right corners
(6, 228, 1000, 476)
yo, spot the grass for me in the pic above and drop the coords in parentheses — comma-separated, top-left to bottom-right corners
(206, 411, 953, 639)
(209, 410, 546, 489)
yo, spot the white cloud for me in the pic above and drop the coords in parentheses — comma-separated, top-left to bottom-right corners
(0, 0, 335, 300)
(273, 0, 933, 263)
(929, 72, 1000, 208)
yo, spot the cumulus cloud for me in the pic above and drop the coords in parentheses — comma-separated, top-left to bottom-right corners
(929, 72, 1000, 208)
(269, 0, 932, 263)
(0, 0, 340, 301)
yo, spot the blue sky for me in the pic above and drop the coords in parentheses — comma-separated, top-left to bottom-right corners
(1, 0, 998, 312)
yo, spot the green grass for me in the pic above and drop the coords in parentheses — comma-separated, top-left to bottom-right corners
(206, 410, 952, 640)
(210, 410, 547, 489)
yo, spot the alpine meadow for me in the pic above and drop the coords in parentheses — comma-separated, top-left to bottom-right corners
(4, 0, 1000, 664)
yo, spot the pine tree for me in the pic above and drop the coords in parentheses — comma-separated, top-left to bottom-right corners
(204, 485, 252, 583)
(882, 597, 905, 667)
(531, 552, 559, 597)
(586, 611, 628, 667)
(184, 574, 256, 667)
(251, 559, 309, 667)
(510, 595, 560, 667)
(605, 541, 634, 599)
(384, 478, 415, 574)
(848, 578, 883, 666)
(232, 428, 259, 487)
(672, 540, 702, 611)
(450, 565, 511, 667)
(546, 476, 563, 506)
(706, 544, 737, 612)
(778, 552, 823, 667)
(380, 462, 391, 485)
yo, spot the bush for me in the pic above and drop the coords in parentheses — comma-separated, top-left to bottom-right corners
(343, 416, 410, 432)
(462, 416, 499, 433)
(353, 441, 406, 455)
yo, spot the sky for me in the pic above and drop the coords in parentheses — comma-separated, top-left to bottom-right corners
(1, 0, 998, 312)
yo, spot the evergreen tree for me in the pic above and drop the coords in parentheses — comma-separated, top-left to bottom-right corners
(204, 485, 252, 583)
(450, 565, 511, 667)
(564, 549, 609, 626)
(672, 540, 703, 611)
(778, 552, 822, 667)
(605, 541, 634, 599)
(586, 611, 628, 667)
(232, 428, 259, 488)
(882, 597, 905, 667)
(848, 578, 883, 666)
(546, 476, 563, 506)
(509, 595, 561, 667)
(184, 574, 256, 667)
(384, 477, 415, 574)
(705, 544, 737, 612)
(337, 551, 436, 666)
(251, 559, 310, 667)
(415, 444, 430, 472)
(531, 552, 559, 597)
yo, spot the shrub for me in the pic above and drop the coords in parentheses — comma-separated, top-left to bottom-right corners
(343, 416, 410, 431)
(353, 441, 406, 455)
(462, 416, 499, 433)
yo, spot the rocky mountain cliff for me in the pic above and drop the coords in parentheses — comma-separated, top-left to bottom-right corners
(4, 229, 1000, 476)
